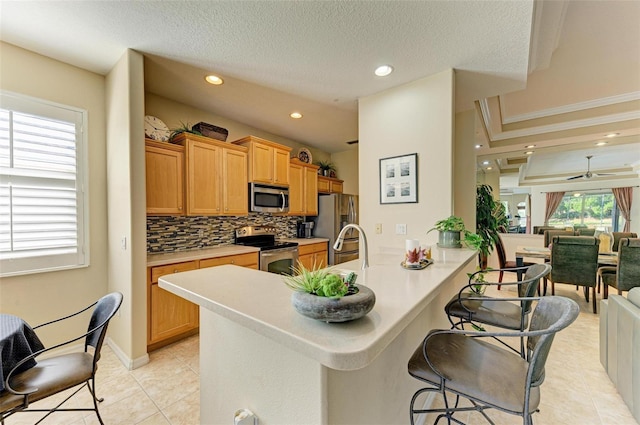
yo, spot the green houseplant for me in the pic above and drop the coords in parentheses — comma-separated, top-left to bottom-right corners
(169, 121, 202, 141)
(427, 215, 467, 248)
(475, 184, 509, 268)
(283, 261, 375, 322)
(316, 160, 336, 177)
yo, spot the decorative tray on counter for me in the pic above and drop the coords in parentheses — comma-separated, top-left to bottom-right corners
(400, 259, 433, 270)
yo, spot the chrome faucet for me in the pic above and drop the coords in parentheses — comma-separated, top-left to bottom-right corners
(333, 224, 369, 270)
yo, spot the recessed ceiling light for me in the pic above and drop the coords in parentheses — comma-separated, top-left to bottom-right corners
(374, 65, 394, 77)
(605, 133, 620, 138)
(525, 151, 534, 155)
(290, 112, 303, 119)
(487, 166, 493, 170)
(573, 193, 581, 197)
(205, 74, 224, 85)
(525, 145, 536, 149)
(482, 161, 490, 165)
(595, 141, 608, 146)
(475, 144, 483, 149)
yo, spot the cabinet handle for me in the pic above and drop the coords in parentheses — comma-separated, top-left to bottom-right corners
(178, 207, 182, 210)
(231, 260, 235, 264)
(173, 269, 178, 273)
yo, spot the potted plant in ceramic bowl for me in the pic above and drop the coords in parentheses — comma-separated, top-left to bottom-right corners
(169, 121, 203, 141)
(283, 262, 375, 322)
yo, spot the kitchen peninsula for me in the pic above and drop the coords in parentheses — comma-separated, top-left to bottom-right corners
(159, 247, 476, 424)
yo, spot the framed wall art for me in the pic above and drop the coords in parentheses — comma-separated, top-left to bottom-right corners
(379, 153, 418, 204)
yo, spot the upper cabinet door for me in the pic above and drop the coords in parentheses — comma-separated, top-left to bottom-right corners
(251, 142, 274, 184)
(304, 166, 318, 215)
(288, 162, 304, 215)
(186, 140, 221, 215)
(145, 140, 184, 215)
(273, 148, 291, 186)
(222, 148, 248, 215)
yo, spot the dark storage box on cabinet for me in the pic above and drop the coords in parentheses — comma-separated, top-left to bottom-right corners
(192, 122, 229, 141)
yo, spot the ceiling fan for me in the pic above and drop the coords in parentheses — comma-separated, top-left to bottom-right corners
(567, 155, 615, 180)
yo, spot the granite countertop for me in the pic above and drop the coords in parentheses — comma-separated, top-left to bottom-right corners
(147, 238, 329, 267)
(159, 246, 476, 370)
(147, 245, 259, 267)
(281, 237, 329, 245)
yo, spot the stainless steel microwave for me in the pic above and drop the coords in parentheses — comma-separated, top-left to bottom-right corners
(249, 183, 289, 213)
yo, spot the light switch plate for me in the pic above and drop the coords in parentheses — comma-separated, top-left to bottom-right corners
(396, 224, 407, 235)
(375, 223, 383, 234)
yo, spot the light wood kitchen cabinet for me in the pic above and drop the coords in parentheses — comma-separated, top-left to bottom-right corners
(145, 139, 184, 215)
(318, 176, 344, 194)
(172, 133, 248, 216)
(148, 261, 199, 350)
(289, 159, 319, 216)
(148, 252, 259, 350)
(200, 252, 259, 269)
(231, 136, 291, 186)
(298, 241, 329, 270)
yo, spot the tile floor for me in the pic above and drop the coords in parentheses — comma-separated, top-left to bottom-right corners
(4, 274, 638, 425)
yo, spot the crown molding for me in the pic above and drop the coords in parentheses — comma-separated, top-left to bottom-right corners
(501, 91, 640, 124)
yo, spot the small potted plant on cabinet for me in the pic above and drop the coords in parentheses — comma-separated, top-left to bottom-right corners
(316, 160, 336, 177)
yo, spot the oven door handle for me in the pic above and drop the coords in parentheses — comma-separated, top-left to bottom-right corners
(261, 248, 298, 257)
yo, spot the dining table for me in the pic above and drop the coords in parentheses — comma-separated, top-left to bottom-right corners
(0, 313, 45, 392)
(515, 246, 618, 281)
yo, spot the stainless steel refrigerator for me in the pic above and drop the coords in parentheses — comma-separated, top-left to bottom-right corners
(315, 194, 359, 265)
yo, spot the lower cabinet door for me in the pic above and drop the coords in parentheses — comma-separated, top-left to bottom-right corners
(149, 283, 199, 344)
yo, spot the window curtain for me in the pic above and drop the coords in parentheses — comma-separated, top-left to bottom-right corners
(612, 187, 633, 232)
(544, 191, 565, 225)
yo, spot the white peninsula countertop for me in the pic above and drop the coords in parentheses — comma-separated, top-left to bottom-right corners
(160, 247, 474, 370)
(160, 247, 476, 424)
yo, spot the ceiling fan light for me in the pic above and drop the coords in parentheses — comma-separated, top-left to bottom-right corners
(595, 141, 608, 146)
(605, 133, 620, 138)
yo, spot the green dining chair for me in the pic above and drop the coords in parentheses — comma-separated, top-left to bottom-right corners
(612, 232, 638, 252)
(543, 229, 577, 248)
(548, 236, 600, 313)
(598, 238, 640, 299)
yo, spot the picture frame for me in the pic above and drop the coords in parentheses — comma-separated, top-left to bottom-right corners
(379, 153, 418, 204)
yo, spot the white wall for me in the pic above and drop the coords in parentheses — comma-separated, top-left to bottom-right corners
(529, 178, 640, 233)
(454, 109, 477, 230)
(0, 42, 109, 346)
(105, 50, 148, 366)
(359, 70, 456, 254)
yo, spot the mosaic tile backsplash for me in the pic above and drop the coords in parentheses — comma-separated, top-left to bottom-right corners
(147, 213, 303, 253)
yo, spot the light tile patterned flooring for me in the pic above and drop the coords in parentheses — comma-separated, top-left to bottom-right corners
(4, 274, 638, 425)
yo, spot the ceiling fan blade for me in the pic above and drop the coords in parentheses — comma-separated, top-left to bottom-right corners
(595, 173, 615, 176)
(567, 174, 584, 180)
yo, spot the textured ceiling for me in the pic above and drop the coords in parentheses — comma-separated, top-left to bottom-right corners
(1, 0, 639, 188)
(0, 0, 534, 151)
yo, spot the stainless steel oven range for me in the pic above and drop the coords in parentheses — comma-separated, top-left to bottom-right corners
(235, 226, 298, 275)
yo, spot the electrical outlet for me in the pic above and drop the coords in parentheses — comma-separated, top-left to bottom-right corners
(395, 224, 407, 235)
(375, 223, 383, 234)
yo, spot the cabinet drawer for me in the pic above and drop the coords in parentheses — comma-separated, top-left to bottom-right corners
(317, 178, 330, 193)
(200, 252, 259, 269)
(330, 180, 343, 193)
(298, 242, 328, 256)
(150, 261, 198, 283)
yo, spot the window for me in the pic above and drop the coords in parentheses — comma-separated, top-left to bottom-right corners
(548, 192, 618, 231)
(0, 92, 88, 276)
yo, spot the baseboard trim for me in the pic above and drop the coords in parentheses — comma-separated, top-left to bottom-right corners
(106, 337, 149, 370)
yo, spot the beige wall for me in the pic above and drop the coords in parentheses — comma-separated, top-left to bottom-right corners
(359, 70, 456, 253)
(453, 109, 477, 230)
(331, 148, 359, 195)
(105, 50, 148, 366)
(145, 93, 332, 165)
(0, 42, 109, 346)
